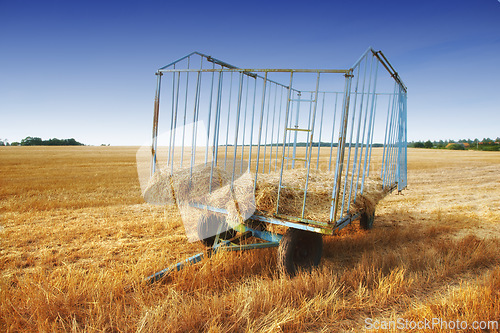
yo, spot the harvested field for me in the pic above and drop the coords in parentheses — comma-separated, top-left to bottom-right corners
(1, 146, 499, 332)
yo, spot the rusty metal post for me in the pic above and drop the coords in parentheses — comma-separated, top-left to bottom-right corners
(330, 71, 353, 223)
(151, 71, 162, 176)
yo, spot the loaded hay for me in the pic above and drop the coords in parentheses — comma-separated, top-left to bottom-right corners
(143, 165, 388, 226)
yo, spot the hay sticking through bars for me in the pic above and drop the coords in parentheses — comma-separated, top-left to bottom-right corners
(142, 164, 231, 206)
(143, 164, 387, 237)
(203, 172, 256, 227)
(250, 169, 386, 223)
(142, 164, 251, 242)
(202, 168, 386, 225)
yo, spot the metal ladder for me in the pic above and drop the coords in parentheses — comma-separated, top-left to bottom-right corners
(275, 73, 321, 221)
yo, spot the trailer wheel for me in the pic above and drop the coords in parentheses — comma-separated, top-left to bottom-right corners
(197, 214, 236, 247)
(277, 229, 322, 277)
(360, 209, 375, 230)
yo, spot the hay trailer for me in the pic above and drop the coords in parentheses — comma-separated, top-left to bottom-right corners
(144, 47, 407, 282)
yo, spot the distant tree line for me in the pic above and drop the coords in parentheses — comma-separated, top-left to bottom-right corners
(408, 137, 500, 151)
(1, 136, 84, 146)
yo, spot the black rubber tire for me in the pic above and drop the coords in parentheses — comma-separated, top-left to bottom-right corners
(359, 209, 375, 230)
(277, 228, 323, 277)
(197, 214, 237, 247)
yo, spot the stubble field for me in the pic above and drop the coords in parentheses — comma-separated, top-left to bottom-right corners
(1, 146, 499, 332)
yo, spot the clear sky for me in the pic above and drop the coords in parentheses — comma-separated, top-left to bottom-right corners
(1, 0, 499, 145)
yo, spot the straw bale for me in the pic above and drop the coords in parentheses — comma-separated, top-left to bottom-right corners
(252, 169, 386, 223)
(144, 165, 387, 227)
(203, 168, 386, 224)
(142, 164, 231, 205)
(204, 172, 256, 227)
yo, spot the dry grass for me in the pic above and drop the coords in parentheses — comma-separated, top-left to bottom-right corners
(1, 146, 499, 332)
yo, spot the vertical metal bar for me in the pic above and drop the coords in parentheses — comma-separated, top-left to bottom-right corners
(392, 90, 401, 186)
(330, 73, 353, 223)
(403, 90, 408, 189)
(231, 72, 245, 187)
(180, 57, 190, 168)
(384, 87, 398, 188)
(328, 93, 339, 171)
(240, 75, 250, 173)
(190, 56, 204, 174)
(304, 91, 314, 168)
(358, 55, 375, 194)
(292, 92, 301, 169)
(209, 72, 223, 192)
(248, 78, 257, 172)
(340, 64, 361, 217)
(286, 97, 293, 170)
(383, 92, 394, 187)
(276, 72, 294, 213)
(396, 87, 402, 189)
(253, 72, 268, 192)
(205, 63, 216, 165)
(224, 72, 234, 170)
(262, 84, 271, 173)
(352, 56, 370, 203)
(151, 71, 162, 175)
(361, 60, 379, 193)
(301, 73, 321, 219)
(403, 91, 408, 187)
(190, 70, 202, 177)
(388, 98, 397, 187)
(381, 83, 396, 182)
(348, 56, 370, 211)
(269, 84, 278, 173)
(316, 92, 326, 170)
(167, 68, 176, 167)
(170, 71, 181, 172)
(275, 86, 284, 171)
(365, 93, 378, 180)
(391, 88, 401, 187)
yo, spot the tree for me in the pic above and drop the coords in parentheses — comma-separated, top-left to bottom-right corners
(21, 136, 43, 146)
(447, 143, 465, 150)
(424, 140, 433, 149)
(17, 136, 84, 146)
(413, 141, 425, 148)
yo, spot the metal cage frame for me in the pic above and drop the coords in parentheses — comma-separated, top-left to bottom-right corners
(145, 47, 407, 281)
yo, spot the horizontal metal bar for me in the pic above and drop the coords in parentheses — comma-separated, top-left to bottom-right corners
(334, 212, 361, 231)
(250, 214, 333, 234)
(289, 99, 316, 102)
(159, 68, 348, 74)
(283, 157, 308, 162)
(273, 213, 332, 228)
(249, 227, 283, 243)
(145, 251, 205, 283)
(189, 203, 334, 233)
(223, 242, 280, 251)
(189, 202, 227, 214)
(285, 127, 311, 132)
(189, 203, 371, 236)
(145, 224, 281, 283)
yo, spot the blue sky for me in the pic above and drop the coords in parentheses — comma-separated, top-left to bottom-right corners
(1, 0, 499, 145)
